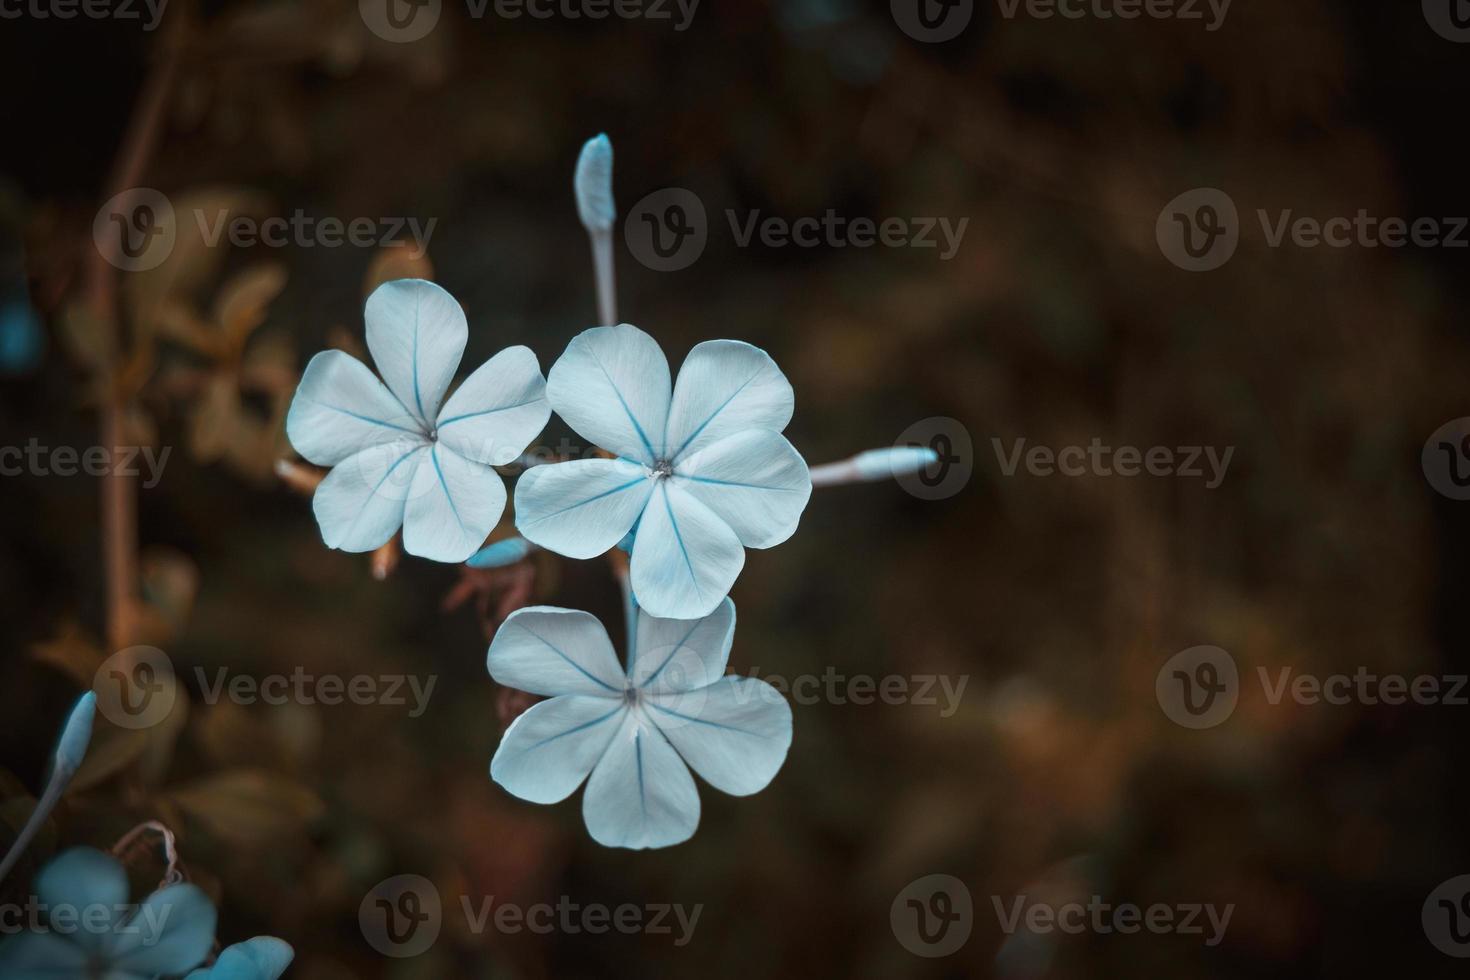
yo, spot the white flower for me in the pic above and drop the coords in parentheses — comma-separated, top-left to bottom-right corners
(488, 599, 792, 849)
(287, 279, 550, 563)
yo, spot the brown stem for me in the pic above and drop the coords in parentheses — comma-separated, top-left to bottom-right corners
(90, 15, 185, 651)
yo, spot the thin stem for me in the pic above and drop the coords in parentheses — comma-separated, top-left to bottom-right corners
(0, 778, 66, 885)
(608, 551, 636, 669)
(809, 460, 862, 488)
(590, 229, 617, 326)
(91, 13, 185, 651)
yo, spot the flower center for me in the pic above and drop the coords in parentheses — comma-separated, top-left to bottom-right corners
(622, 684, 642, 707)
(651, 459, 674, 480)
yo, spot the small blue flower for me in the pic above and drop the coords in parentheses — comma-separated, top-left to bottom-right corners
(0, 848, 216, 979)
(487, 600, 792, 849)
(186, 937, 294, 979)
(514, 325, 812, 619)
(287, 279, 551, 563)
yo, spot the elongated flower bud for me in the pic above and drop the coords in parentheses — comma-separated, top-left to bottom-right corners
(574, 134, 616, 234)
(53, 690, 97, 777)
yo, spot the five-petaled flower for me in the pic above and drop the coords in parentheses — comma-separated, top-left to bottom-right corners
(487, 599, 792, 849)
(0, 847, 217, 979)
(287, 279, 551, 563)
(514, 324, 812, 619)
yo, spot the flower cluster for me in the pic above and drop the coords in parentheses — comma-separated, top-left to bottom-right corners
(273, 134, 928, 852)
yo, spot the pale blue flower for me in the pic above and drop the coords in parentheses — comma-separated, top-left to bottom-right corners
(287, 279, 551, 563)
(186, 937, 294, 979)
(0, 847, 216, 979)
(514, 324, 812, 619)
(487, 600, 792, 849)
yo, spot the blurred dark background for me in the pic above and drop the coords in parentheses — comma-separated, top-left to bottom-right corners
(4, 0, 1470, 976)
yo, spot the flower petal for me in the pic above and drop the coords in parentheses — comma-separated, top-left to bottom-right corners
(514, 458, 652, 560)
(647, 677, 792, 796)
(629, 599, 735, 693)
(491, 696, 626, 804)
(674, 430, 811, 548)
(35, 848, 128, 920)
(435, 345, 550, 465)
(286, 350, 421, 466)
(630, 482, 744, 620)
(108, 883, 216, 977)
(546, 324, 670, 464)
(582, 712, 699, 849)
(0, 930, 89, 978)
(666, 340, 794, 461)
(311, 441, 428, 553)
(401, 444, 506, 563)
(364, 279, 467, 428)
(487, 606, 627, 697)
(185, 937, 294, 980)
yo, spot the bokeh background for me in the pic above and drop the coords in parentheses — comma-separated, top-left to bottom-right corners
(4, 0, 1470, 976)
